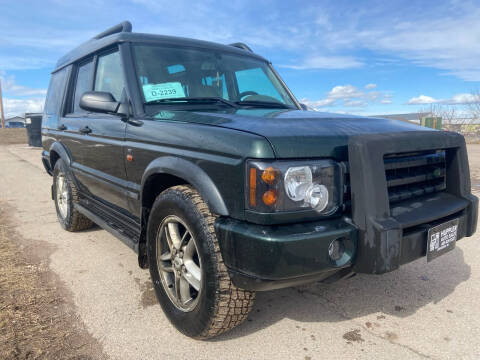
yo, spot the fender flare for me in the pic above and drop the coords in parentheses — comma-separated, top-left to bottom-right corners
(141, 156, 229, 216)
(49, 141, 72, 168)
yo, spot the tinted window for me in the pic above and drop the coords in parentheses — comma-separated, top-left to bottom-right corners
(133, 45, 295, 106)
(235, 67, 283, 102)
(73, 60, 93, 113)
(45, 67, 67, 115)
(94, 51, 125, 101)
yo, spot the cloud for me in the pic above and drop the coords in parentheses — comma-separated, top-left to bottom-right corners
(328, 85, 364, 99)
(448, 93, 480, 104)
(407, 95, 438, 105)
(0, 72, 47, 96)
(407, 93, 480, 105)
(301, 84, 393, 110)
(281, 55, 363, 70)
(321, 2, 480, 81)
(0, 56, 53, 70)
(365, 83, 377, 89)
(3, 98, 44, 118)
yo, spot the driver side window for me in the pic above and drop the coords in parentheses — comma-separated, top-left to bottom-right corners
(94, 50, 125, 101)
(235, 67, 282, 101)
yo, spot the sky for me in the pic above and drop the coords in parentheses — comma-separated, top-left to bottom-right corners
(1, 0, 480, 117)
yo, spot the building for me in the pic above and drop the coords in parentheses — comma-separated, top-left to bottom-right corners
(5, 116, 26, 128)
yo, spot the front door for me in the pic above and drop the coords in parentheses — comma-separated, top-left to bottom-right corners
(66, 49, 129, 212)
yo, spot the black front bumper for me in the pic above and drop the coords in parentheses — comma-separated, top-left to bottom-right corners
(216, 131, 478, 291)
(348, 131, 477, 274)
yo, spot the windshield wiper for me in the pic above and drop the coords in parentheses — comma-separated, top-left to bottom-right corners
(146, 97, 238, 108)
(234, 100, 292, 109)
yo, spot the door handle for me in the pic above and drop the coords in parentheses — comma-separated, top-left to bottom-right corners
(57, 124, 67, 131)
(79, 126, 92, 134)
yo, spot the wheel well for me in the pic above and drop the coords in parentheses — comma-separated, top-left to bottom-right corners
(141, 173, 189, 211)
(50, 150, 60, 169)
(138, 173, 189, 269)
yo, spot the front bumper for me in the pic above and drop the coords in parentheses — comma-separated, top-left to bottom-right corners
(216, 130, 478, 291)
(216, 193, 477, 291)
(215, 217, 357, 291)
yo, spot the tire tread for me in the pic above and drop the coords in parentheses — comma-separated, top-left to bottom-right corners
(168, 185, 255, 339)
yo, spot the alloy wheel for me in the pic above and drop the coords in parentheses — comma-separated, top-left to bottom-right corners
(156, 215, 202, 312)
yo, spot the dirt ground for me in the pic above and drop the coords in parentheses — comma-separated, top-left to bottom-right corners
(0, 143, 479, 360)
(0, 128, 28, 145)
(0, 202, 107, 360)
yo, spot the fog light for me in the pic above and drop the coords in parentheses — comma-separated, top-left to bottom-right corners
(328, 238, 345, 261)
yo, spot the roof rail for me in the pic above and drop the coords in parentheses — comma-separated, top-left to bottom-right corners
(229, 42, 253, 52)
(93, 21, 132, 40)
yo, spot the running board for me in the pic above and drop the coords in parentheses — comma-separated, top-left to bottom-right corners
(74, 203, 140, 253)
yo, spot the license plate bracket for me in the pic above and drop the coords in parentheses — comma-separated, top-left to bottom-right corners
(427, 218, 459, 262)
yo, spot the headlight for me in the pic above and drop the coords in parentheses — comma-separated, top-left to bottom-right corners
(246, 160, 342, 214)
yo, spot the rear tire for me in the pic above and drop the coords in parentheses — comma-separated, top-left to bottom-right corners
(53, 159, 93, 232)
(147, 185, 255, 339)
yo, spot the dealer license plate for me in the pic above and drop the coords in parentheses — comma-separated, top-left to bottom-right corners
(427, 218, 459, 262)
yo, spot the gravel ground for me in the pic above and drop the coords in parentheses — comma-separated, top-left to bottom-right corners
(0, 144, 479, 360)
(0, 128, 27, 145)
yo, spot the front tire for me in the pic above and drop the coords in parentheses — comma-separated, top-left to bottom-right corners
(147, 185, 255, 339)
(53, 159, 93, 232)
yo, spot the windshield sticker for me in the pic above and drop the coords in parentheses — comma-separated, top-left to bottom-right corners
(143, 82, 185, 102)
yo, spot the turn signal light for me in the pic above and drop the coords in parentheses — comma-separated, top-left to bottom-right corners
(249, 168, 257, 207)
(261, 166, 277, 184)
(262, 190, 277, 206)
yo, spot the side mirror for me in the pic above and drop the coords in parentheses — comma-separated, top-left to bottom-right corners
(299, 103, 309, 111)
(80, 91, 120, 114)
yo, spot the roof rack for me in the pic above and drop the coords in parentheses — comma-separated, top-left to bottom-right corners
(229, 42, 253, 52)
(93, 21, 132, 40)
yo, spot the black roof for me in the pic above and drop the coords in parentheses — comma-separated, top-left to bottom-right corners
(54, 21, 267, 72)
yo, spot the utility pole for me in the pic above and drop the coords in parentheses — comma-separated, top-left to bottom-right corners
(0, 79, 5, 128)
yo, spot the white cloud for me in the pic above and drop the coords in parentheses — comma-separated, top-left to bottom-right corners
(0, 72, 47, 96)
(448, 93, 480, 104)
(407, 93, 480, 105)
(322, 3, 480, 81)
(0, 56, 53, 71)
(365, 83, 377, 89)
(301, 84, 393, 111)
(3, 98, 44, 118)
(281, 55, 363, 70)
(407, 95, 438, 105)
(328, 85, 364, 99)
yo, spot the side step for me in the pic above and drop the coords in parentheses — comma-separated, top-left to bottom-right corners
(74, 201, 140, 253)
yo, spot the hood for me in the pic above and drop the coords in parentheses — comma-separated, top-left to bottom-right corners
(152, 108, 436, 159)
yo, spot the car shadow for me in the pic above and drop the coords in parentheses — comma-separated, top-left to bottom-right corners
(213, 246, 470, 341)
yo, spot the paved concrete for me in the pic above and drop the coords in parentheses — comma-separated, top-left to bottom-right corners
(1, 144, 479, 360)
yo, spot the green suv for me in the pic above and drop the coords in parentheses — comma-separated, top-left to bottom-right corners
(41, 21, 478, 339)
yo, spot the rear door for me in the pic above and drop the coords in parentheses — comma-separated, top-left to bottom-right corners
(58, 59, 94, 181)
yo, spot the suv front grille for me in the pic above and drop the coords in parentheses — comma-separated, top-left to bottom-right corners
(384, 150, 446, 204)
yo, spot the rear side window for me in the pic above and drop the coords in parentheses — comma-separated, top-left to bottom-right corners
(94, 51, 125, 101)
(44, 68, 67, 115)
(73, 60, 94, 113)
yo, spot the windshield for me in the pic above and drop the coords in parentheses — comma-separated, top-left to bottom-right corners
(133, 44, 297, 109)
